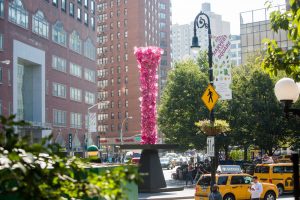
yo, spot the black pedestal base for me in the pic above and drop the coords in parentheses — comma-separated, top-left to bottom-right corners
(138, 148, 184, 193)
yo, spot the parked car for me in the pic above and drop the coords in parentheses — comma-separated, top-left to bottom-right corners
(123, 151, 141, 164)
(160, 157, 175, 169)
(254, 162, 299, 196)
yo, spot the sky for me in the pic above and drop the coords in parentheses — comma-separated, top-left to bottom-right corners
(171, 0, 286, 35)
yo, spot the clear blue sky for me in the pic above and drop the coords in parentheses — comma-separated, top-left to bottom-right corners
(171, 0, 286, 35)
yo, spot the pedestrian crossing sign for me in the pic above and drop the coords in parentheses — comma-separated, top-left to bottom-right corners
(201, 84, 219, 111)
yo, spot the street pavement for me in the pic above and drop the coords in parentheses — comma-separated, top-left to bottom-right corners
(138, 168, 199, 200)
(138, 168, 294, 200)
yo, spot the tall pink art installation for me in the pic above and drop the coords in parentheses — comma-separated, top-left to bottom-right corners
(134, 46, 163, 144)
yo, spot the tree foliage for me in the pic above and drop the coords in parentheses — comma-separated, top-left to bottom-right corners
(158, 59, 209, 150)
(229, 59, 300, 156)
(262, 0, 300, 81)
(0, 115, 140, 200)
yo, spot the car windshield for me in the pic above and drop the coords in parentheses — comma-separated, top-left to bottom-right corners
(133, 153, 140, 157)
(161, 158, 170, 162)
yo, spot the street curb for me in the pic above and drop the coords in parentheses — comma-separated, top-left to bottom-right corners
(139, 196, 194, 200)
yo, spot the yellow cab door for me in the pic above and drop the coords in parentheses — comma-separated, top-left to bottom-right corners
(195, 175, 211, 200)
(229, 175, 249, 199)
(254, 165, 270, 184)
(282, 165, 294, 192)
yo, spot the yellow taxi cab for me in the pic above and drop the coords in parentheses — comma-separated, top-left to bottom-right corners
(195, 165, 279, 200)
(254, 163, 299, 196)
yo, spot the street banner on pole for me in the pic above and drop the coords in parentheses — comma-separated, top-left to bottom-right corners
(89, 112, 97, 133)
(212, 35, 232, 100)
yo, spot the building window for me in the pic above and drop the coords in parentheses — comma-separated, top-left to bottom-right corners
(61, 0, 66, 11)
(0, 34, 3, 50)
(117, 66, 121, 73)
(125, 65, 128, 72)
(125, 88, 128, 95)
(91, 17, 95, 30)
(77, 8, 81, 21)
(124, 31, 128, 38)
(111, 124, 114, 131)
(69, 31, 82, 54)
(70, 112, 82, 129)
(124, 8, 127, 16)
(52, 21, 67, 46)
(85, 91, 95, 105)
(98, 125, 108, 133)
(52, 0, 58, 6)
(0, 0, 4, 18)
(84, 0, 88, 8)
(53, 109, 66, 126)
(159, 3, 166, 9)
(8, 0, 29, 29)
(84, 12, 88, 25)
(70, 62, 82, 78)
(111, 101, 114, 108)
(159, 12, 166, 19)
(77, 0, 82, 4)
(90, 0, 95, 14)
(98, 79, 108, 88)
(118, 89, 121, 96)
(52, 82, 66, 98)
(125, 76, 128, 84)
(52, 55, 66, 72)
(125, 100, 128, 107)
(111, 113, 114, 119)
(84, 38, 96, 60)
(84, 68, 95, 82)
(124, 53, 128, 61)
(70, 87, 82, 102)
(32, 11, 49, 38)
(69, 2, 74, 17)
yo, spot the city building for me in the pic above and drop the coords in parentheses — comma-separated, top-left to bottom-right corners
(240, 4, 291, 63)
(171, 3, 230, 63)
(230, 35, 241, 66)
(0, 0, 97, 152)
(96, 0, 172, 156)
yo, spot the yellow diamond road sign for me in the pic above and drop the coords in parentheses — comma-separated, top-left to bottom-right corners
(201, 84, 219, 111)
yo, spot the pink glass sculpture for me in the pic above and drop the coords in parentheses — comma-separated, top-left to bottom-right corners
(134, 46, 163, 144)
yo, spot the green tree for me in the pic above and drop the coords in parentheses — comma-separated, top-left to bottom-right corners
(0, 115, 139, 200)
(229, 58, 298, 157)
(158, 59, 209, 150)
(262, 0, 300, 81)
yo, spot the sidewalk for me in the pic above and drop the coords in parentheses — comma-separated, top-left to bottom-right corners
(138, 172, 196, 200)
(138, 186, 195, 200)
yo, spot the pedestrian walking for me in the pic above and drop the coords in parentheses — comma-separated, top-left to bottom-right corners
(185, 163, 194, 186)
(249, 176, 263, 200)
(208, 184, 222, 200)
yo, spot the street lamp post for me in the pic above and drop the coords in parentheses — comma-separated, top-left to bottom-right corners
(191, 11, 216, 189)
(120, 116, 133, 145)
(274, 77, 300, 200)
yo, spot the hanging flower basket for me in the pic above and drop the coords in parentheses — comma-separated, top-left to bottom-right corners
(195, 119, 230, 136)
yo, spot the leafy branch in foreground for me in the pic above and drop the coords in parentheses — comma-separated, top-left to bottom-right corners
(0, 115, 140, 200)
